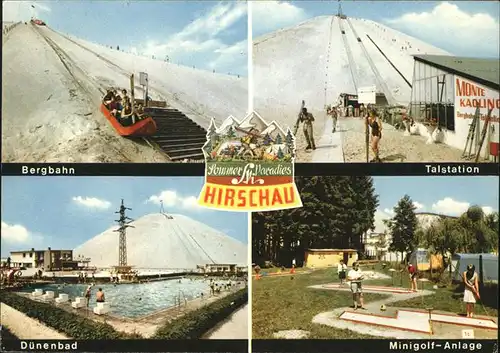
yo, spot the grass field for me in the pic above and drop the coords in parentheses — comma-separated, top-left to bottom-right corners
(252, 264, 498, 339)
(252, 267, 389, 338)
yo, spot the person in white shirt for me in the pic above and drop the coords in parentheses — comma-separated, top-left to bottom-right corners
(347, 262, 366, 310)
(337, 260, 347, 285)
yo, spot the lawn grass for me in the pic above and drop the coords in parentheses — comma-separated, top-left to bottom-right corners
(252, 264, 498, 339)
(368, 263, 498, 317)
(252, 267, 390, 338)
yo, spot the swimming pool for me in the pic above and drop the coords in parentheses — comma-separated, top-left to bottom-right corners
(22, 278, 212, 318)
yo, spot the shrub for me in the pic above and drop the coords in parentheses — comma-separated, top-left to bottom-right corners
(1, 325, 19, 340)
(153, 287, 248, 339)
(0, 291, 139, 339)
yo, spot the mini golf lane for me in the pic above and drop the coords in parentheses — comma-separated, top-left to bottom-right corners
(339, 309, 498, 334)
(322, 284, 413, 294)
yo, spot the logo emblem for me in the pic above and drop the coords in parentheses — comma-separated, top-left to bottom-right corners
(198, 112, 302, 211)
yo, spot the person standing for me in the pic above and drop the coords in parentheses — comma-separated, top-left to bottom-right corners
(347, 262, 366, 310)
(337, 260, 347, 285)
(463, 264, 480, 318)
(367, 108, 382, 162)
(408, 263, 418, 292)
(96, 288, 105, 303)
(295, 107, 316, 151)
(84, 285, 92, 307)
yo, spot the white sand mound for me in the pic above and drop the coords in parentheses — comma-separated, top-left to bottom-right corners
(254, 15, 449, 129)
(73, 213, 247, 269)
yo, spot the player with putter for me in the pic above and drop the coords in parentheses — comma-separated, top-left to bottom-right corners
(463, 264, 480, 318)
(348, 262, 366, 310)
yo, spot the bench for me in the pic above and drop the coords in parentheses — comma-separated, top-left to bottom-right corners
(93, 302, 111, 315)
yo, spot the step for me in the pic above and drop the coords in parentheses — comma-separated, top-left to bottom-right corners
(162, 147, 204, 158)
(159, 142, 205, 149)
(155, 128, 206, 135)
(153, 133, 207, 138)
(170, 152, 205, 161)
(155, 121, 201, 128)
(149, 111, 185, 117)
(153, 137, 207, 144)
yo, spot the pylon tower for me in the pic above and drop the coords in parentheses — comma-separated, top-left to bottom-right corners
(114, 199, 134, 266)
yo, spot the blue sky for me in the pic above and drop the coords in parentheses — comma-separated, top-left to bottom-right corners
(1, 177, 248, 257)
(252, 1, 499, 58)
(372, 176, 499, 232)
(2, 1, 248, 75)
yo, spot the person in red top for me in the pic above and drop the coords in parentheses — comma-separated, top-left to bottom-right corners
(408, 263, 417, 292)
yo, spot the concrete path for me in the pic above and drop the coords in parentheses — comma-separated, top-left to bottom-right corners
(310, 283, 497, 338)
(310, 283, 437, 338)
(207, 304, 248, 339)
(311, 118, 345, 163)
(1, 303, 69, 339)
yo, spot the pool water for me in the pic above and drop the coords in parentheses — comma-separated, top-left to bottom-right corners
(22, 278, 213, 318)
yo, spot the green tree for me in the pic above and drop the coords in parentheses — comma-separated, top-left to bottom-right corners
(226, 126, 236, 138)
(386, 195, 418, 262)
(275, 133, 283, 144)
(252, 176, 379, 266)
(263, 133, 273, 146)
(285, 130, 294, 146)
(277, 147, 284, 159)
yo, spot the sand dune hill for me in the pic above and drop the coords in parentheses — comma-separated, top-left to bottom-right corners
(253, 15, 449, 129)
(73, 213, 247, 269)
(2, 24, 247, 162)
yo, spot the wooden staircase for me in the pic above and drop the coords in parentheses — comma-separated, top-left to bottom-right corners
(144, 107, 207, 161)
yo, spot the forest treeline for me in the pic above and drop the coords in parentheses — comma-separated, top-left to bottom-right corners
(252, 177, 498, 267)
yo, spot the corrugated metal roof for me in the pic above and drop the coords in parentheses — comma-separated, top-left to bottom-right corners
(413, 55, 499, 88)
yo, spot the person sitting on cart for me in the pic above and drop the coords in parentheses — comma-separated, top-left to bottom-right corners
(103, 90, 115, 106)
(108, 96, 122, 117)
(120, 101, 134, 126)
(134, 104, 146, 121)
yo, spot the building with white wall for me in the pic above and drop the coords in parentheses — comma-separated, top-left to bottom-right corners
(409, 55, 499, 161)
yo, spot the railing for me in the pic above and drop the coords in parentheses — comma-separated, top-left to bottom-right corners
(3, 21, 21, 35)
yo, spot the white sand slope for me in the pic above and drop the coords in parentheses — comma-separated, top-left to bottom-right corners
(73, 213, 247, 269)
(253, 15, 449, 130)
(2, 24, 247, 162)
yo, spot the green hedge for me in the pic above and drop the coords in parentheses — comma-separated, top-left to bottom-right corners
(1, 325, 19, 340)
(0, 291, 141, 339)
(153, 287, 248, 339)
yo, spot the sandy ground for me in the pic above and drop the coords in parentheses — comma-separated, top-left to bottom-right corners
(341, 117, 467, 163)
(1, 303, 69, 339)
(207, 304, 249, 339)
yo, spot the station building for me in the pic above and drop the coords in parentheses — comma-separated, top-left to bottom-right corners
(408, 55, 499, 161)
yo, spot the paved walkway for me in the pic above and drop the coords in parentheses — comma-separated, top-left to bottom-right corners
(207, 304, 248, 339)
(311, 118, 344, 162)
(1, 303, 69, 339)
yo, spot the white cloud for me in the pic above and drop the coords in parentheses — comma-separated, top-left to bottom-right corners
(2, 1, 51, 22)
(72, 196, 111, 210)
(413, 201, 424, 211)
(431, 197, 470, 216)
(482, 206, 496, 215)
(252, 1, 308, 36)
(147, 190, 203, 211)
(383, 208, 395, 216)
(139, 2, 247, 74)
(386, 2, 499, 57)
(1, 221, 34, 244)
